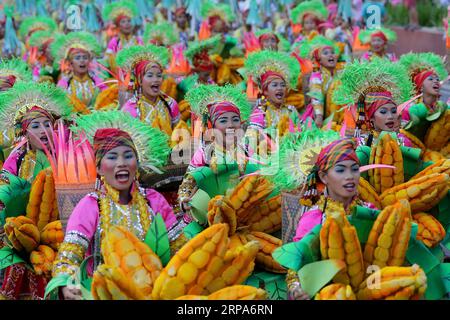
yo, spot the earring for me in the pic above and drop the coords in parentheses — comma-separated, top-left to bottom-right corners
(324, 185, 329, 197)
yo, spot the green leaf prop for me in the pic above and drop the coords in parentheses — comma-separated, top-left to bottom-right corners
(244, 271, 287, 300)
(189, 189, 210, 225)
(297, 259, 346, 297)
(190, 163, 259, 199)
(33, 149, 50, 178)
(348, 205, 380, 245)
(0, 173, 31, 225)
(44, 274, 70, 299)
(144, 213, 170, 266)
(400, 146, 423, 180)
(183, 221, 204, 240)
(0, 246, 26, 270)
(272, 224, 321, 271)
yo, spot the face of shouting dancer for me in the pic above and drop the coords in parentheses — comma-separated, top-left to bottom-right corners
(97, 145, 138, 202)
(26, 116, 54, 151)
(213, 111, 242, 147)
(141, 64, 163, 102)
(422, 73, 440, 97)
(370, 36, 386, 55)
(318, 160, 360, 205)
(319, 47, 337, 70)
(70, 51, 91, 77)
(303, 15, 317, 33)
(260, 34, 278, 51)
(371, 103, 400, 132)
(263, 78, 287, 108)
(119, 17, 134, 36)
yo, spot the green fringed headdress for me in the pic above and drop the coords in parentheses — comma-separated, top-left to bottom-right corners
(244, 50, 300, 89)
(178, 74, 199, 96)
(332, 58, 414, 107)
(201, 2, 234, 23)
(399, 52, 448, 91)
(28, 30, 56, 50)
(186, 84, 251, 122)
(102, 0, 138, 22)
(18, 17, 57, 40)
(291, 0, 328, 24)
(261, 124, 339, 196)
(0, 58, 33, 83)
(254, 29, 291, 52)
(50, 32, 102, 67)
(71, 111, 171, 173)
(0, 82, 73, 132)
(297, 35, 340, 60)
(185, 35, 221, 64)
(358, 27, 397, 45)
(116, 44, 170, 73)
(143, 22, 180, 47)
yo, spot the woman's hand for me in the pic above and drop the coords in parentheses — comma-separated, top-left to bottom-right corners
(62, 286, 83, 300)
(288, 282, 310, 300)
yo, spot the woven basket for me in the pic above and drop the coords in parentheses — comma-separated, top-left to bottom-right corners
(139, 164, 189, 190)
(56, 183, 95, 231)
(281, 190, 305, 243)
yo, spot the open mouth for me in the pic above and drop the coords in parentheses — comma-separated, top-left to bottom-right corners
(328, 58, 335, 63)
(115, 170, 130, 184)
(385, 121, 395, 129)
(342, 183, 356, 193)
(150, 84, 160, 93)
(79, 64, 87, 70)
(275, 92, 284, 100)
(40, 136, 49, 144)
(432, 84, 440, 91)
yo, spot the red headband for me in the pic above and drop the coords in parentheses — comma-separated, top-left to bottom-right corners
(371, 31, 387, 43)
(316, 139, 359, 173)
(414, 70, 435, 93)
(365, 91, 396, 119)
(303, 13, 320, 26)
(94, 128, 137, 167)
(260, 71, 284, 90)
(312, 45, 333, 63)
(21, 106, 54, 133)
(115, 14, 130, 26)
(134, 60, 162, 86)
(175, 7, 187, 16)
(258, 33, 279, 46)
(207, 101, 240, 125)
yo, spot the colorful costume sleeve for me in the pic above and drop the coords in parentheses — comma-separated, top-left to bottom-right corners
(167, 97, 181, 126)
(52, 195, 98, 278)
(293, 208, 323, 242)
(2, 149, 21, 176)
(121, 98, 138, 118)
(137, 36, 143, 46)
(92, 73, 108, 91)
(308, 71, 325, 117)
(145, 188, 176, 230)
(105, 37, 119, 55)
(248, 106, 265, 129)
(56, 75, 70, 90)
(189, 147, 207, 169)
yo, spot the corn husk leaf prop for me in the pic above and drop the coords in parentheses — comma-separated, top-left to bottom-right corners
(0, 58, 33, 83)
(358, 28, 397, 45)
(201, 2, 234, 24)
(0, 172, 31, 225)
(116, 44, 170, 73)
(0, 81, 73, 134)
(50, 31, 103, 70)
(332, 58, 414, 108)
(18, 17, 57, 40)
(71, 110, 171, 174)
(143, 22, 179, 47)
(296, 35, 340, 60)
(102, 0, 138, 22)
(291, 0, 328, 24)
(244, 50, 300, 90)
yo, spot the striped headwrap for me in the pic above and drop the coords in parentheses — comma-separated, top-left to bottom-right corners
(316, 138, 359, 173)
(94, 128, 138, 167)
(260, 70, 285, 91)
(365, 91, 396, 119)
(413, 70, 436, 94)
(207, 101, 240, 125)
(20, 106, 54, 134)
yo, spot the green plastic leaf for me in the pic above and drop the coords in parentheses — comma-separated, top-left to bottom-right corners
(189, 189, 210, 225)
(33, 150, 51, 178)
(298, 259, 346, 297)
(348, 205, 380, 245)
(145, 213, 170, 266)
(0, 173, 31, 225)
(183, 221, 204, 240)
(44, 274, 70, 299)
(244, 271, 287, 300)
(400, 146, 423, 180)
(426, 109, 443, 121)
(272, 224, 321, 271)
(0, 246, 26, 270)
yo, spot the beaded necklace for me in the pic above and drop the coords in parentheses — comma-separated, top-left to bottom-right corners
(68, 74, 96, 107)
(137, 95, 172, 135)
(97, 180, 152, 244)
(18, 149, 36, 182)
(316, 195, 360, 217)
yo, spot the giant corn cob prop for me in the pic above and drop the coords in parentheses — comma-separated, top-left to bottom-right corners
(177, 285, 267, 300)
(357, 177, 381, 209)
(363, 200, 411, 269)
(315, 283, 356, 300)
(30, 245, 56, 277)
(242, 195, 282, 234)
(413, 213, 446, 248)
(320, 210, 365, 290)
(411, 159, 450, 181)
(25, 168, 59, 231)
(380, 173, 449, 213)
(92, 224, 264, 300)
(368, 133, 404, 194)
(357, 264, 427, 300)
(40, 220, 65, 250)
(424, 109, 450, 152)
(4, 216, 40, 253)
(422, 149, 444, 163)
